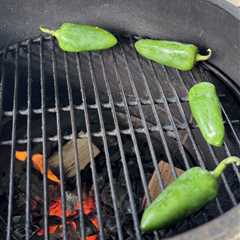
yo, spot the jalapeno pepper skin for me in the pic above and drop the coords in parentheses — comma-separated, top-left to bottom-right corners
(40, 23, 117, 52)
(188, 82, 224, 147)
(134, 39, 212, 71)
(141, 167, 218, 232)
(140, 157, 240, 233)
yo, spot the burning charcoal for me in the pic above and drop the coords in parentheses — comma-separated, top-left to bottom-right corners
(83, 214, 98, 236)
(37, 213, 97, 238)
(67, 231, 83, 240)
(35, 188, 98, 239)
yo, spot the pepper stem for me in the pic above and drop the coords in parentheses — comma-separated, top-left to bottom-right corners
(196, 48, 212, 62)
(212, 156, 240, 179)
(39, 26, 56, 36)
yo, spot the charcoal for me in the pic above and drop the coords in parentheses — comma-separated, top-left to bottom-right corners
(123, 220, 135, 238)
(83, 215, 98, 236)
(45, 215, 97, 237)
(101, 180, 130, 213)
(13, 215, 25, 224)
(104, 216, 118, 233)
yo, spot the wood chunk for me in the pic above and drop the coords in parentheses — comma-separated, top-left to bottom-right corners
(148, 161, 184, 201)
(48, 133, 100, 178)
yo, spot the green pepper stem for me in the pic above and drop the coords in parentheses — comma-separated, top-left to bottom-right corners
(211, 156, 240, 179)
(39, 26, 56, 36)
(196, 48, 212, 62)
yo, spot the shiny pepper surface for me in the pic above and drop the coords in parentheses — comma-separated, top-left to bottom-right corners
(188, 82, 224, 147)
(40, 23, 117, 52)
(140, 157, 240, 232)
(135, 39, 212, 71)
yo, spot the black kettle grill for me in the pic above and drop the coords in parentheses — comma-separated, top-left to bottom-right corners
(0, 0, 239, 239)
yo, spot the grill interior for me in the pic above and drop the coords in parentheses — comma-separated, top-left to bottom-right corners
(0, 35, 240, 240)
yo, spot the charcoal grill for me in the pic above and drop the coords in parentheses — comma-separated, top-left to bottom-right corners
(0, 0, 239, 239)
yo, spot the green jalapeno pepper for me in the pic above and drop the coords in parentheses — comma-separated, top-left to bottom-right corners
(140, 156, 240, 232)
(188, 82, 224, 147)
(134, 39, 212, 71)
(40, 23, 117, 52)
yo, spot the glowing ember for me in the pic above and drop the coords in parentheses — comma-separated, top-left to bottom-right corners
(36, 195, 98, 238)
(15, 151, 60, 184)
(86, 236, 98, 240)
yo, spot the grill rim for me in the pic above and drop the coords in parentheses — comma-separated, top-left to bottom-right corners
(207, 0, 240, 19)
(169, 205, 240, 240)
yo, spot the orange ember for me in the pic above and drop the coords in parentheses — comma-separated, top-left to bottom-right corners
(87, 236, 98, 240)
(37, 195, 98, 239)
(37, 225, 58, 236)
(15, 151, 60, 184)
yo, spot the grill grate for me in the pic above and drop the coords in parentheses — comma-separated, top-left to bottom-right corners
(0, 35, 239, 240)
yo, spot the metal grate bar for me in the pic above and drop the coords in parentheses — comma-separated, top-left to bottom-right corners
(1, 122, 240, 146)
(107, 50, 161, 239)
(63, 52, 86, 239)
(202, 62, 240, 100)
(221, 106, 240, 148)
(208, 145, 237, 206)
(0, 119, 239, 145)
(2, 94, 233, 117)
(151, 61, 191, 168)
(223, 142, 240, 182)
(211, 114, 240, 185)
(25, 40, 32, 239)
(120, 44, 167, 192)
(101, 51, 158, 239)
(111, 49, 142, 240)
(221, 112, 240, 183)
(88, 53, 124, 240)
(2, 107, 240, 129)
(76, 53, 105, 239)
(40, 37, 49, 240)
(111, 48, 161, 239)
(39, 37, 49, 240)
(6, 45, 19, 240)
(112, 54, 157, 199)
(51, 38, 68, 239)
(0, 51, 7, 136)
(134, 46, 190, 175)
